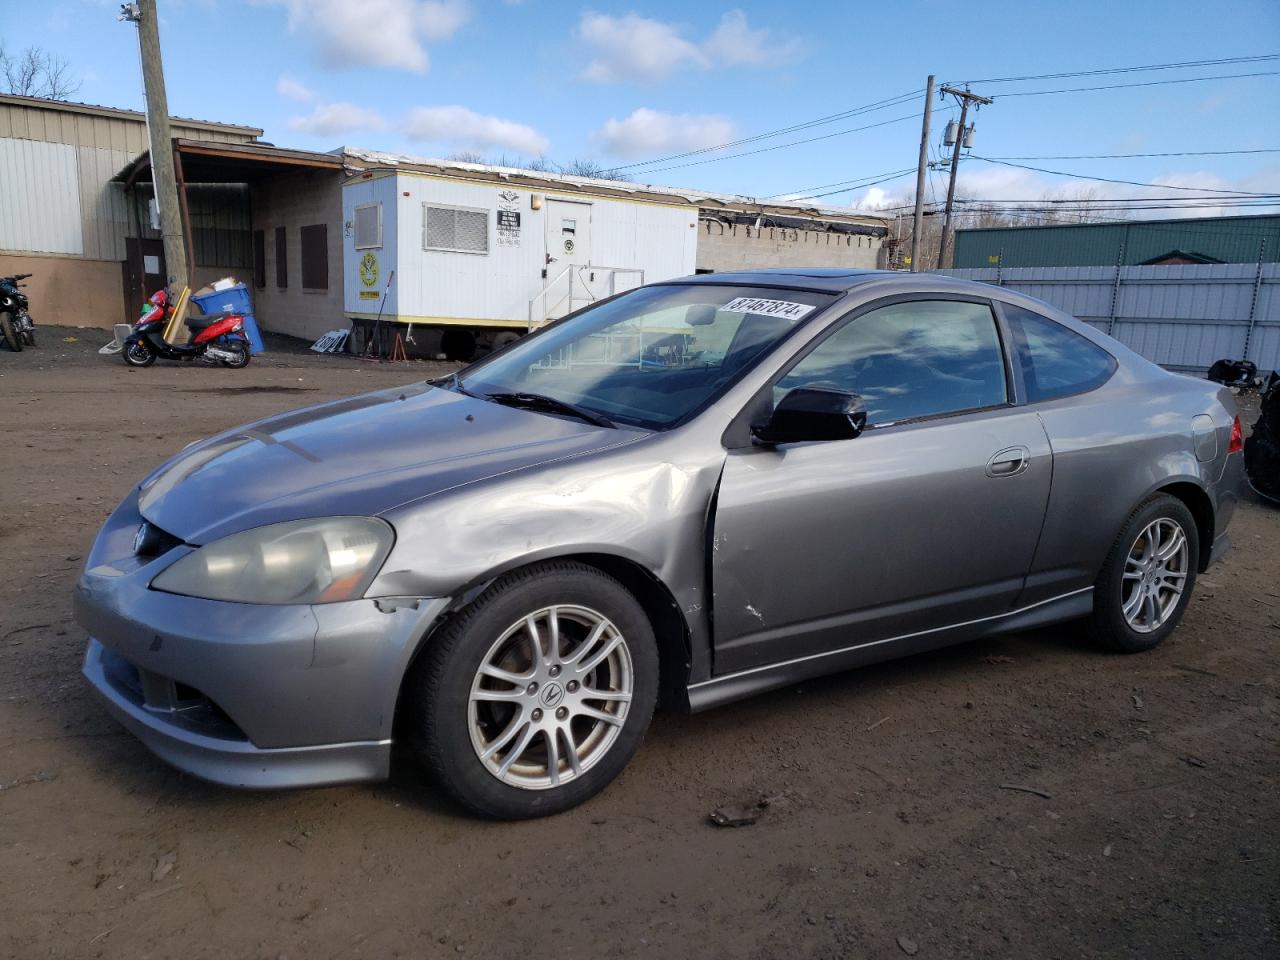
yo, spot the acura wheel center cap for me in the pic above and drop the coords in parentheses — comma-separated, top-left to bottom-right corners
(540, 682, 565, 708)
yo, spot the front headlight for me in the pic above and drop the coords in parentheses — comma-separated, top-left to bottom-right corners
(151, 517, 394, 604)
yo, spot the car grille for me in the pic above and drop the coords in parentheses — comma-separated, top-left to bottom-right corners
(133, 520, 183, 560)
(100, 646, 247, 742)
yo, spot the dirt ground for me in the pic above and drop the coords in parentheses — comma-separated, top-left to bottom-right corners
(1, 328, 1277, 960)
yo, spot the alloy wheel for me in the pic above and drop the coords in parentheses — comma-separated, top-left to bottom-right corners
(468, 604, 633, 790)
(1121, 517, 1189, 633)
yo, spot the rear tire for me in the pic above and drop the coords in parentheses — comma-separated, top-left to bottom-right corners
(122, 338, 156, 367)
(1088, 494, 1198, 653)
(221, 339, 250, 369)
(407, 561, 658, 819)
(19, 327, 34, 347)
(0, 312, 21, 352)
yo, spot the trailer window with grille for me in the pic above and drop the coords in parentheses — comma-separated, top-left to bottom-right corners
(354, 203, 382, 250)
(423, 203, 489, 255)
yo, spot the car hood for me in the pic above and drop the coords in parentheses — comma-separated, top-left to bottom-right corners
(137, 382, 643, 544)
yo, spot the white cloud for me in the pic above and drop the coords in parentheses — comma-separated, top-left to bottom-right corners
(288, 102, 387, 137)
(703, 9, 800, 66)
(264, 0, 468, 73)
(578, 12, 707, 84)
(417, 0, 469, 40)
(577, 9, 799, 84)
(597, 107, 734, 159)
(276, 74, 315, 102)
(404, 105, 549, 155)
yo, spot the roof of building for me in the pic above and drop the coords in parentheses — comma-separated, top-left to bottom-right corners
(0, 92, 263, 137)
(678, 268, 921, 292)
(1138, 249, 1225, 265)
(953, 214, 1280, 267)
(340, 147, 891, 232)
(114, 138, 891, 234)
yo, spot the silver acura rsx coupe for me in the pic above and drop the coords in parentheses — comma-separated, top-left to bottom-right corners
(75, 269, 1243, 818)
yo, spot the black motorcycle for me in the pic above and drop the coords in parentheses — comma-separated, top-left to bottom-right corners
(0, 273, 37, 351)
(1244, 370, 1280, 504)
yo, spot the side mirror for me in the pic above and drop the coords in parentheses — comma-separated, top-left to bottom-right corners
(752, 386, 867, 445)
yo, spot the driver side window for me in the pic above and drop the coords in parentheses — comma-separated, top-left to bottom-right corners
(775, 299, 1008, 426)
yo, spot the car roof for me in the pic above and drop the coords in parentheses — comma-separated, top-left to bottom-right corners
(670, 268, 992, 295)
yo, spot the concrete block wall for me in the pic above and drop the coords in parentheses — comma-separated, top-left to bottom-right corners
(695, 220, 885, 273)
(250, 169, 344, 342)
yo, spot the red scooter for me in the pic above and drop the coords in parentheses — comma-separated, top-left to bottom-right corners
(122, 289, 251, 368)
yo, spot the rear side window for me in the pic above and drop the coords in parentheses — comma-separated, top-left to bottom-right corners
(776, 299, 1008, 426)
(1003, 304, 1116, 402)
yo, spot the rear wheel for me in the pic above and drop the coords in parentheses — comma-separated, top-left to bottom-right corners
(0, 312, 21, 352)
(122, 338, 156, 367)
(1088, 494, 1198, 653)
(19, 326, 34, 347)
(408, 561, 658, 819)
(220, 339, 250, 369)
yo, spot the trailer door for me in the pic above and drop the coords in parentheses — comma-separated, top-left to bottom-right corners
(543, 199, 594, 319)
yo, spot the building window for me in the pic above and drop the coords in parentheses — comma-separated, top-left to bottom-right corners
(253, 230, 265, 289)
(300, 224, 328, 291)
(274, 226, 287, 288)
(423, 203, 489, 255)
(354, 203, 382, 249)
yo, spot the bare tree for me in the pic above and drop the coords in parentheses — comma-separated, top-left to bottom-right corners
(0, 43, 80, 100)
(443, 150, 631, 182)
(556, 158, 630, 181)
(444, 150, 487, 164)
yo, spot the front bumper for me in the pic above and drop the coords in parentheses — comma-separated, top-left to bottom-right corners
(83, 638, 392, 788)
(74, 491, 449, 789)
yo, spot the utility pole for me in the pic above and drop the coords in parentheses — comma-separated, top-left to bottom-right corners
(909, 75, 935, 272)
(936, 85, 992, 269)
(122, 0, 188, 292)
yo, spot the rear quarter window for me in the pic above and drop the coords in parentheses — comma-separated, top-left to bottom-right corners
(1003, 303, 1117, 403)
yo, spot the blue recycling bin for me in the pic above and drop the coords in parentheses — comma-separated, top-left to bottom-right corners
(191, 283, 265, 353)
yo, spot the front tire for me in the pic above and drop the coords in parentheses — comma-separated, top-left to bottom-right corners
(0, 312, 21, 352)
(408, 562, 658, 819)
(1089, 494, 1198, 653)
(122, 338, 156, 367)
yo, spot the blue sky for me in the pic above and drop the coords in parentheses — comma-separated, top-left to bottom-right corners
(8, 0, 1280, 214)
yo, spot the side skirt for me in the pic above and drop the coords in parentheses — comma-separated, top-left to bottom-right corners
(684, 587, 1093, 713)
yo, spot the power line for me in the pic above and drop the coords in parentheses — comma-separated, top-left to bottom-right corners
(992, 70, 1279, 98)
(953, 195, 1280, 204)
(619, 56, 1280, 185)
(985, 148, 1280, 160)
(614, 89, 923, 172)
(767, 166, 917, 200)
(954, 54, 1279, 85)
(970, 156, 1280, 196)
(634, 112, 922, 175)
(805, 170, 919, 201)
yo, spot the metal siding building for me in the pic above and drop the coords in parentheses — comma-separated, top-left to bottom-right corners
(0, 94, 261, 327)
(954, 216, 1280, 269)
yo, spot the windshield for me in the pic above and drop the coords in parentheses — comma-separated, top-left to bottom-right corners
(458, 284, 836, 430)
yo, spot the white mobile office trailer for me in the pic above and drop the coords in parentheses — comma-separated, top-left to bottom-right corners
(341, 152, 699, 358)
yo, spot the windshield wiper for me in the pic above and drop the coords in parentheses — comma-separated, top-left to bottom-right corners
(431, 372, 479, 398)
(482, 391, 616, 428)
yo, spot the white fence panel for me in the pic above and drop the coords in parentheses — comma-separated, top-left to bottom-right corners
(936, 263, 1279, 372)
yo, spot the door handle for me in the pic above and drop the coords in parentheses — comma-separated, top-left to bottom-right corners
(986, 445, 1030, 478)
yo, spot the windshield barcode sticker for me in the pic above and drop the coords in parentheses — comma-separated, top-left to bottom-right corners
(721, 297, 816, 321)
